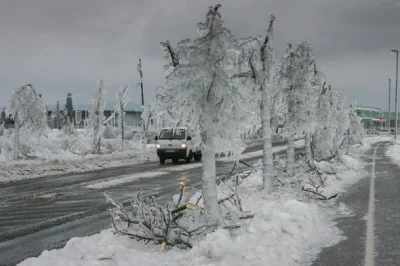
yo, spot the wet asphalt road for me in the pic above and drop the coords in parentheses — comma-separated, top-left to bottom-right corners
(0, 139, 295, 266)
(312, 141, 400, 266)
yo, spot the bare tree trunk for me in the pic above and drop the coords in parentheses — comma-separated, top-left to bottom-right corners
(199, 104, 219, 227)
(13, 114, 19, 160)
(260, 14, 276, 193)
(305, 133, 312, 164)
(97, 136, 101, 154)
(286, 132, 295, 176)
(260, 86, 274, 193)
(138, 59, 147, 146)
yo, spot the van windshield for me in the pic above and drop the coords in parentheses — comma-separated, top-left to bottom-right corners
(159, 129, 186, 140)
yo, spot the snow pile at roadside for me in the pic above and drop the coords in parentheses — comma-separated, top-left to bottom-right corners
(385, 138, 400, 167)
(293, 142, 368, 200)
(298, 134, 391, 200)
(18, 169, 344, 266)
(17, 139, 367, 266)
(0, 127, 158, 183)
(0, 127, 146, 161)
(313, 154, 367, 197)
(0, 137, 302, 184)
(0, 147, 157, 183)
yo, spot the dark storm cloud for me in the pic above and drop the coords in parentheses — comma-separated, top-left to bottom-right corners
(1, 0, 400, 110)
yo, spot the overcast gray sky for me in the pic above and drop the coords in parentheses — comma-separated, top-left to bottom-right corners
(1, 0, 400, 110)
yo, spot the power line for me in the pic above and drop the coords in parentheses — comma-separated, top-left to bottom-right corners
(44, 88, 96, 104)
(44, 76, 139, 105)
(44, 70, 161, 106)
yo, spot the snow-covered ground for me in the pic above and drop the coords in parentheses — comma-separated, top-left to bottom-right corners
(385, 137, 400, 167)
(0, 147, 157, 183)
(18, 190, 341, 266)
(18, 139, 368, 266)
(0, 127, 158, 183)
(0, 129, 300, 184)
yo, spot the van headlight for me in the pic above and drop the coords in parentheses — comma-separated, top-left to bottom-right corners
(156, 144, 161, 149)
(181, 143, 187, 148)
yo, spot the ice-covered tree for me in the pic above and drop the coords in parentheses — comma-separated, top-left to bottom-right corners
(347, 104, 364, 145)
(6, 84, 47, 160)
(141, 104, 157, 135)
(231, 15, 276, 192)
(311, 83, 336, 161)
(331, 91, 350, 154)
(302, 62, 326, 164)
(116, 85, 129, 150)
(158, 5, 249, 226)
(144, 86, 166, 132)
(88, 80, 107, 154)
(278, 43, 315, 176)
(309, 82, 351, 162)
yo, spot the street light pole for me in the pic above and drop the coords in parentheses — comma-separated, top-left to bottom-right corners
(391, 49, 399, 139)
(389, 78, 391, 135)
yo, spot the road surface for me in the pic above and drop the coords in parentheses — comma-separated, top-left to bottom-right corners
(0, 140, 298, 266)
(312, 141, 400, 266)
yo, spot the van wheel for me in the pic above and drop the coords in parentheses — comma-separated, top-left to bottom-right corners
(194, 152, 202, 162)
(186, 151, 193, 163)
(159, 157, 165, 164)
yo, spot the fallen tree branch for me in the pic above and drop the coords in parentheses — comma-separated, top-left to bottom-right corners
(239, 214, 254, 219)
(301, 187, 339, 201)
(107, 163, 258, 252)
(68, 150, 86, 156)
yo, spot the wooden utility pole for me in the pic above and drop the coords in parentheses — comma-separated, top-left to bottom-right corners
(138, 59, 144, 106)
(389, 78, 391, 134)
(137, 58, 146, 143)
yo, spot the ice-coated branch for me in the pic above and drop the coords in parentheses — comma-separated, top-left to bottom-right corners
(160, 40, 180, 69)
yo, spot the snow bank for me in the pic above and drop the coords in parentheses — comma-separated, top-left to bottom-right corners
(0, 148, 157, 183)
(0, 127, 147, 160)
(0, 128, 158, 183)
(0, 136, 302, 184)
(386, 139, 400, 167)
(16, 138, 367, 266)
(313, 154, 367, 197)
(19, 164, 366, 266)
(295, 139, 368, 199)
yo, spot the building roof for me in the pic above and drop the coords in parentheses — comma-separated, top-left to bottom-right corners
(355, 106, 382, 111)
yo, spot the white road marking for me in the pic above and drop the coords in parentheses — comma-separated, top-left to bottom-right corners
(86, 171, 168, 189)
(365, 143, 380, 266)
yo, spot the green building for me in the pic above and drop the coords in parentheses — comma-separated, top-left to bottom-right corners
(354, 106, 397, 129)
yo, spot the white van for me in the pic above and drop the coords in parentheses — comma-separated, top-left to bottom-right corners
(155, 127, 202, 164)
